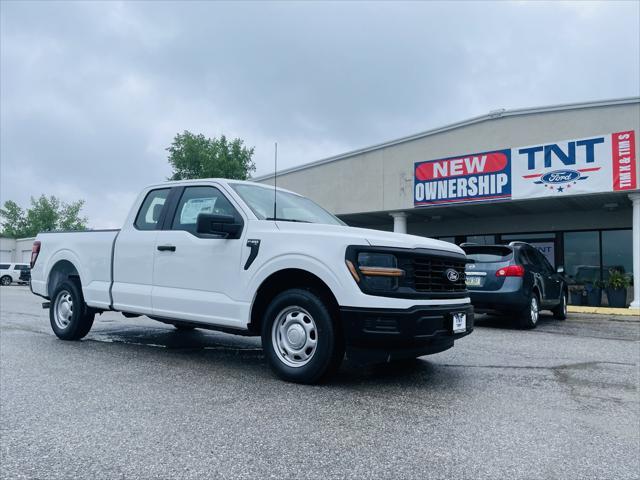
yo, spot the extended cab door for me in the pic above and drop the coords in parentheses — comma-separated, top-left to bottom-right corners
(111, 187, 171, 314)
(151, 184, 248, 329)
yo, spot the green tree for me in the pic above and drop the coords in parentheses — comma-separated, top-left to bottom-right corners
(0, 195, 88, 238)
(167, 131, 256, 180)
(0, 201, 26, 238)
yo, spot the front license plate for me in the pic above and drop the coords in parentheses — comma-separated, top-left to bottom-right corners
(465, 276, 482, 287)
(452, 313, 466, 333)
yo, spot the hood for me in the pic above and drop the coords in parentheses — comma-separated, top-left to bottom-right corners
(272, 221, 464, 255)
(361, 228, 464, 254)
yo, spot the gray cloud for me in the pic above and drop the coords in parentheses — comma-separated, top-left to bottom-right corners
(1, 0, 638, 228)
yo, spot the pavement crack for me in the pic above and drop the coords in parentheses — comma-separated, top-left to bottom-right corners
(440, 360, 635, 370)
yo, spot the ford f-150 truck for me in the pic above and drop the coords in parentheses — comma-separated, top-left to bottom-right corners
(30, 179, 473, 383)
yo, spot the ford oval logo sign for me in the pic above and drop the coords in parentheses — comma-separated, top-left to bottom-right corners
(540, 169, 581, 184)
(445, 268, 459, 282)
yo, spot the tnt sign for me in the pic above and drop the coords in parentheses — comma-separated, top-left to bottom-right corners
(413, 130, 638, 208)
(511, 131, 638, 199)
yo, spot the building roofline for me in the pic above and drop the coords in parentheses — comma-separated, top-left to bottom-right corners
(254, 96, 640, 181)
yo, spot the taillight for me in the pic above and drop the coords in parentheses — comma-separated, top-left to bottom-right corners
(496, 265, 525, 277)
(30, 241, 41, 269)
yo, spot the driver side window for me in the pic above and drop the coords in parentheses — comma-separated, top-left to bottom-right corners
(171, 186, 238, 235)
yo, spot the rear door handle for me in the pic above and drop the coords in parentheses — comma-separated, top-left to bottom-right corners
(157, 245, 176, 252)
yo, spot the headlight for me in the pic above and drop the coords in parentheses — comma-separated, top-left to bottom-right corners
(346, 252, 404, 291)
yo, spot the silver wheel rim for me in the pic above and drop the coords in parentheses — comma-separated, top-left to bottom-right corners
(531, 296, 539, 324)
(54, 290, 74, 329)
(1, 277, 10, 286)
(271, 306, 318, 368)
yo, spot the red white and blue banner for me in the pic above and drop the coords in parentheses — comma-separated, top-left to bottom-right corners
(414, 130, 637, 207)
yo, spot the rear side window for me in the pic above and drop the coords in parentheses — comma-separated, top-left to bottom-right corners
(0, 264, 9, 270)
(532, 248, 554, 273)
(172, 186, 239, 235)
(463, 246, 513, 263)
(135, 189, 170, 230)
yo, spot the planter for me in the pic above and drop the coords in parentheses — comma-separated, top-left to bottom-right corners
(570, 290, 584, 306)
(586, 288, 602, 307)
(606, 288, 627, 308)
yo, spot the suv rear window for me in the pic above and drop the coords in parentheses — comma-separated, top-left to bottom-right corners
(0, 264, 9, 270)
(462, 246, 513, 263)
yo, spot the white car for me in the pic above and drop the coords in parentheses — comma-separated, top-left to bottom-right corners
(29, 179, 474, 383)
(0, 263, 31, 286)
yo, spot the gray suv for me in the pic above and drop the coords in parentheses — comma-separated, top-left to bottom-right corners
(462, 242, 568, 329)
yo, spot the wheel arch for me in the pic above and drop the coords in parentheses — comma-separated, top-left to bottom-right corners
(47, 259, 82, 298)
(249, 268, 340, 335)
(532, 283, 542, 300)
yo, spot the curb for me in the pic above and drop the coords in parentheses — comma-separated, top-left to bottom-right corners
(568, 305, 640, 317)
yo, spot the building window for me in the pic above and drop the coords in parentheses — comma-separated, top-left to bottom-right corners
(465, 235, 496, 245)
(438, 236, 456, 244)
(563, 231, 600, 285)
(501, 232, 555, 240)
(602, 230, 633, 279)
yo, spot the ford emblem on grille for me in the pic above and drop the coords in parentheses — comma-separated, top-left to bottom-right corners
(445, 268, 459, 282)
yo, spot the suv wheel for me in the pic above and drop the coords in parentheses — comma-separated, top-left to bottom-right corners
(50, 280, 95, 340)
(261, 288, 344, 384)
(552, 291, 568, 320)
(518, 293, 540, 329)
(0, 275, 12, 286)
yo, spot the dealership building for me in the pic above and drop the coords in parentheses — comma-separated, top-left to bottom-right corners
(258, 97, 640, 309)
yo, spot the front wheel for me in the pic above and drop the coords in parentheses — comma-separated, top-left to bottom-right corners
(50, 280, 95, 340)
(261, 288, 344, 384)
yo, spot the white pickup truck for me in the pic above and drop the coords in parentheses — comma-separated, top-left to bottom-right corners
(30, 179, 473, 383)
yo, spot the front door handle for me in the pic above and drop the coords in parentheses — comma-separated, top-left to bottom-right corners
(157, 245, 176, 252)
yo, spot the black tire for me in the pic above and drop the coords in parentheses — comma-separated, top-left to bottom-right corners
(49, 280, 95, 340)
(0, 275, 12, 286)
(173, 323, 196, 331)
(552, 291, 568, 320)
(261, 288, 344, 384)
(518, 293, 540, 329)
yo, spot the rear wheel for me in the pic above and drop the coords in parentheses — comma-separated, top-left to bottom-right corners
(552, 291, 568, 320)
(518, 293, 540, 329)
(49, 280, 95, 340)
(261, 288, 344, 384)
(0, 275, 12, 286)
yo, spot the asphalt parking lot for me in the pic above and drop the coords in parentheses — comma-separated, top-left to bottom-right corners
(1, 286, 639, 479)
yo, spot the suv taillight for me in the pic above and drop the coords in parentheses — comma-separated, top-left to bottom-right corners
(30, 241, 41, 269)
(496, 265, 525, 277)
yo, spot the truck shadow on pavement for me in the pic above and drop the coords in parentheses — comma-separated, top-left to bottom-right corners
(84, 323, 446, 387)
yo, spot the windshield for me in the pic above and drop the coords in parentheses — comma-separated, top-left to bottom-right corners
(231, 183, 345, 226)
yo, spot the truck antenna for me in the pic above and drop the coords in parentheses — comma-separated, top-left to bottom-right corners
(273, 142, 278, 221)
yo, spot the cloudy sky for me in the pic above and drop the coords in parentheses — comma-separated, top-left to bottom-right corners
(1, 1, 639, 228)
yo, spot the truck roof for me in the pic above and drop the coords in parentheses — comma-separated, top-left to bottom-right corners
(144, 178, 300, 196)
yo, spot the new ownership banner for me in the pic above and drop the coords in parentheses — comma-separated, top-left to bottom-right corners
(414, 130, 637, 206)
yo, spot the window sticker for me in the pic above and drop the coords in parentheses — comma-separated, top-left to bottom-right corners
(180, 197, 217, 224)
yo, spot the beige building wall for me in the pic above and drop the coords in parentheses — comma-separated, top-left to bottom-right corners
(259, 100, 640, 216)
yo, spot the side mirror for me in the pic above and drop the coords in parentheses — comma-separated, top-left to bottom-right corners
(196, 213, 243, 239)
(557, 266, 565, 274)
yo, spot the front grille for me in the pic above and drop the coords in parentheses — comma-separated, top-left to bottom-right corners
(408, 256, 467, 293)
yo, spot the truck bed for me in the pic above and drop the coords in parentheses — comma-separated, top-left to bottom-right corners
(30, 230, 120, 310)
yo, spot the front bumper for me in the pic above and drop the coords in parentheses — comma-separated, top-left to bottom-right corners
(340, 303, 474, 362)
